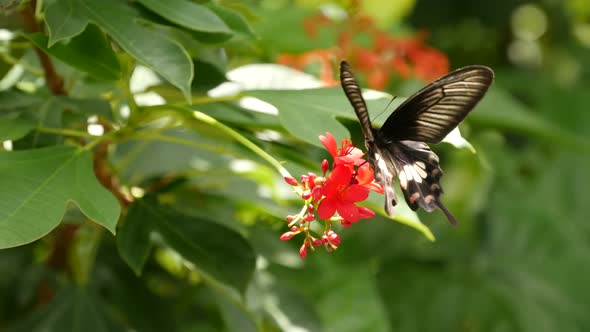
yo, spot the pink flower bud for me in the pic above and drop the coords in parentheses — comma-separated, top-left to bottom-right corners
(321, 159, 329, 175)
(299, 242, 308, 259)
(321, 234, 329, 243)
(304, 214, 315, 222)
(280, 232, 295, 241)
(311, 186, 323, 202)
(290, 226, 299, 232)
(327, 230, 341, 245)
(285, 215, 295, 222)
(306, 173, 317, 188)
(301, 190, 312, 200)
(283, 176, 298, 186)
(312, 238, 323, 246)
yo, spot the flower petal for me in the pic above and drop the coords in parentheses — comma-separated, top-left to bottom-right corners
(366, 181, 384, 194)
(322, 165, 353, 197)
(319, 132, 338, 158)
(341, 184, 369, 203)
(336, 201, 360, 222)
(356, 163, 374, 185)
(358, 206, 375, 219)
(318, 197, 337, 219)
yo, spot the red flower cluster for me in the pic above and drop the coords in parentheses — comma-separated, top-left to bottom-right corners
(281, 132, 383, 258)
(276, 13, 449, 90)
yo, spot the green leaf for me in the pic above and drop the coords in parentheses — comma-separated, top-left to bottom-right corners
(57, 96, 114, 120)
(246, 87, 396, 147)
(15, 97, 64, 148)
(194, 102, 281, 130)
(0, 145, 120, 248)
(261, 284, 323, 331)
(44, 0, 88, 44)
(26, 26, 121, 81)
(215, 292, 258, 332)
(376, 259, 517, 332)
(136, 0, 231, 34)
(206, 3, 255, 38)
(7, 286, 122, 332)
(470, 88, 587, 147)
(365, 191, 435, 241)
(116, 198, 155, 275)
(0, 90, 44, 110)
(45, 0, 193, 100)
(117, 196, 256, 294)
(0, 116, 36, 141)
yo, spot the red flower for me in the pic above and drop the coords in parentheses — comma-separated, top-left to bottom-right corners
(280, 132, 381, 258)
(319, 132, 365, 167)
(356, 163, 384, 194)
(317, 165, 369, 223)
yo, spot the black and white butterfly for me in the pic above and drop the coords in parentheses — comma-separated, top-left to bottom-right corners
(339, 60, 494, 225)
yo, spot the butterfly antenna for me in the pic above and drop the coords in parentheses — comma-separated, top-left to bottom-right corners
(372, 96, 397, 123)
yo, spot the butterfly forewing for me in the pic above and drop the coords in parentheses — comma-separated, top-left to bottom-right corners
(379, 65, 494, 143)
(338, 60, 494, 225)
(340, 61, 398, 214)
(339, 61, 375, 142)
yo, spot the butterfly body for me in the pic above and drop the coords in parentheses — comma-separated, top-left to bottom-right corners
(339, 60, 494, 225)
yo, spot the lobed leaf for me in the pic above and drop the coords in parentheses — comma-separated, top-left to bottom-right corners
(0, 145, 120, 248)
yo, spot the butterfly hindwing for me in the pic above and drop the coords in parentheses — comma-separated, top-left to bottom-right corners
(390, 141, 458, 225)
(379, 65, 494, 143)
(366, 144, 398, 216)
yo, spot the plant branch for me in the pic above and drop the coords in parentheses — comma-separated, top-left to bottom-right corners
(21, 0, 66, 96)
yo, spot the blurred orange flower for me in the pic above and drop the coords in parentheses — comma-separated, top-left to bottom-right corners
(276, 12, 449, 89)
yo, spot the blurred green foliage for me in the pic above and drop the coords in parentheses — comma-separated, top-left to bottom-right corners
(1, 0, 590, 331)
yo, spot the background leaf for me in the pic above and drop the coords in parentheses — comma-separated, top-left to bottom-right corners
(117, 195, 256, 294)
(7, 286, 122, 332)
(45, 0, 194, 99)
(26, 25, 121, 81)
(136, 0, 231, 34)
(0, 145, 120, 248)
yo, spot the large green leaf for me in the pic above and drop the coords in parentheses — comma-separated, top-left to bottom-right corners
(7, 286, 122, 332)
(117, 196, 256, 294)
(0, 145, 120, 248)
(44, 0, 193, 99)
(246, 87, 396, 148)
(136, 0, 231, 34)
(26, 26, 121, 81)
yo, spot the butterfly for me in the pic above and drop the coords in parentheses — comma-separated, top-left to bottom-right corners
(339, 60, 494, 225)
